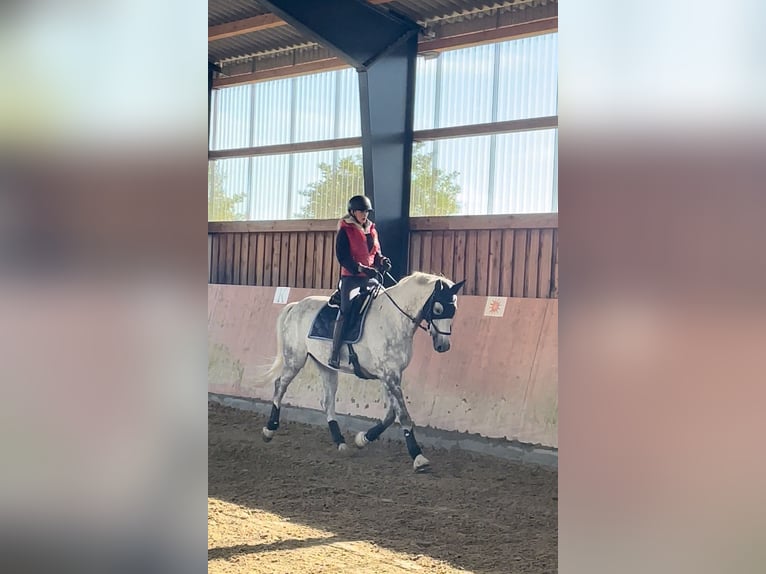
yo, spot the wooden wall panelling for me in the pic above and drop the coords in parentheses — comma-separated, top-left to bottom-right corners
(488, 229, 502, 296)
(409, 232, 422, 272)
(218, 234, 226, 284)
(431, 231, 444, 276)
(263, 233, 274, 286)
(330, 232, 340, 290)
(214, 235, 221, 284)
(255, 233, 265, 285)
(465, 230, 478, 295)
(314, 233, 325, 289)
(322, 232, 334, 289)
(296, 232, 306, 288)
(210, 235, 219, 283)
(221, 235, 228, 283)
(270, 233, 281, 286)
(208, 220, 337, 233)
(246, 233, 256, 285)
(499, 229, 514, 296)
(232, 233, 242, 284)
(280, 233, 290, 286)
(288, 232, 298, 287)
(538, 229, 554, 298)
(208, 234, 213, 283)
(476, 230, 491, 296)
(512, 229, 527, 297)
(442, 231, 454, 282)
(525, 229, 540, 297)
(453, 231, 466, 288)
(239, 233, 250, 285)
(224, 233, 234, 284)
(207, 213, 559, 297)
(420, 232, 432, 274)
(220, 233, 228, 284)
(305, 233, 316, 288)
(216, 234, 225, 284)
(408, 213, 557, 231)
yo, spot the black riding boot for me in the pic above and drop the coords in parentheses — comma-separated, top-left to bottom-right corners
(328, 314, 345, 369)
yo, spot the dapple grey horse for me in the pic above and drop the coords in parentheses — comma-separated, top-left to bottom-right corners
(259, 272, 465, 472)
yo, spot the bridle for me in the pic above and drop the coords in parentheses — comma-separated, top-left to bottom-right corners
(377, 274, 456, 335)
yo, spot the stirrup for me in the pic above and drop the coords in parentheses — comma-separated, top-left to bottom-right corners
(328, 356, 340, 369)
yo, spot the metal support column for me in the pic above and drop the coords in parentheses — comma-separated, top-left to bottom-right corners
(208, 62, 221, 137)
(358, 33, 418, 278)
(261, 0, 420, 277)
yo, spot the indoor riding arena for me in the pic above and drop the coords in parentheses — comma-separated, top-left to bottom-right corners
(208, 284, 558, 573)
(208, 1, 558, 572)
(209, 402, 557, 574)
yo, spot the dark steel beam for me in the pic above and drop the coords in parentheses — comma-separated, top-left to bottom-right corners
(260, 0, 419, 70)
(208, 62, 221, 138)
(359, 33, 417, 278)
(260, 0, 419, 278)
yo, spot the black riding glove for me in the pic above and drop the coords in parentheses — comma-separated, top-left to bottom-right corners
(378, 257, 392, 273)
(357, 264, 378, 278)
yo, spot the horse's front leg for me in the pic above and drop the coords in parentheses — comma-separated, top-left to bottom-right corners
(354, 390, 396, 448)
(381, 372, 430, 473)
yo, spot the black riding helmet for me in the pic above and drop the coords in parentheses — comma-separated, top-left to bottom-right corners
(347, 195, 373, 213)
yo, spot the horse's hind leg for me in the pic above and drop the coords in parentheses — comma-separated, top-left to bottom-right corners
(261, 363, 302, 442)
(381, 372, 430, 472)
(354, 389, 396, 448)
(311, 357, 347, 452)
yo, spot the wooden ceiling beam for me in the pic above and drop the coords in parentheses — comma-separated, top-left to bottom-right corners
(208, 13, 285, 41)
(213, 57, 347, 88)
(418, 17, 557, 52)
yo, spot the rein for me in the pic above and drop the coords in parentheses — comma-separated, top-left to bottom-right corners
(377, 272, 436, 334)
(380, 287, 429, 332)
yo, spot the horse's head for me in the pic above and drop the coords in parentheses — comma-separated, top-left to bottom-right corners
(422, 279, 466, 353)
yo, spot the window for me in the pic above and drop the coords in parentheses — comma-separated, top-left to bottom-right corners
(209, 32, 557, 220)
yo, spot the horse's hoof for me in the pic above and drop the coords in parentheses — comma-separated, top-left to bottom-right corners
(337, 443, 349, 454)
(413, 454, 431, 472)
(354, 431, 369, 448)
(262, 427, 275, 442)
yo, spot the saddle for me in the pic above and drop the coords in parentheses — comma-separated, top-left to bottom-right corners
(308, 280, 380, 344)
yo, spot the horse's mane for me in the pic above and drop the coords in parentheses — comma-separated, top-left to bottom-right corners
(398, 271, 453, 288)
(389, 272, 455, 297)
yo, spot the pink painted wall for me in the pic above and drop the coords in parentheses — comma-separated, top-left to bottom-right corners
(208, 285, 557, 447)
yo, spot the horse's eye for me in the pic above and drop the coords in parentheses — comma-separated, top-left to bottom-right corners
(433, 302, 444, 315)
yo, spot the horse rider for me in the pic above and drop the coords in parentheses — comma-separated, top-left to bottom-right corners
(328, 195, 392, 369)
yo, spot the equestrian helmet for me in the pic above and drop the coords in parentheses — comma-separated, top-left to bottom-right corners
(348, 195, 373, 213)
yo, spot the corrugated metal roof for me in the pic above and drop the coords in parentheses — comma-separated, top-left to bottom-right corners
(209, 0, 272, 27)
(385, 0, 546, 24)
(210, 25, 310, 64)
(208, 0, 556, 66)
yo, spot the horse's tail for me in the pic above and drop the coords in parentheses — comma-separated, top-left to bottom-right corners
(260, 301, 298, 383)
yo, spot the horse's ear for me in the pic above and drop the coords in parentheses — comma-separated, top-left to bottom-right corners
(450, 280, 466, 294)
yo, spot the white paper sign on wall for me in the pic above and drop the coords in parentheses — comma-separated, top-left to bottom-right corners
(273, 287, 290, 304)
(483, 296, 507, 317)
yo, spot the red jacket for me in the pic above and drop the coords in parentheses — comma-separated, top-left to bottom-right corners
(337, 216, 381, 277)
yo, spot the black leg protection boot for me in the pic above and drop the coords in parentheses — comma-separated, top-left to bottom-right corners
(328, 315, 345, 369)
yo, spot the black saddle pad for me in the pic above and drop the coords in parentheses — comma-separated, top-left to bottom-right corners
(308, 292, 375, 343)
